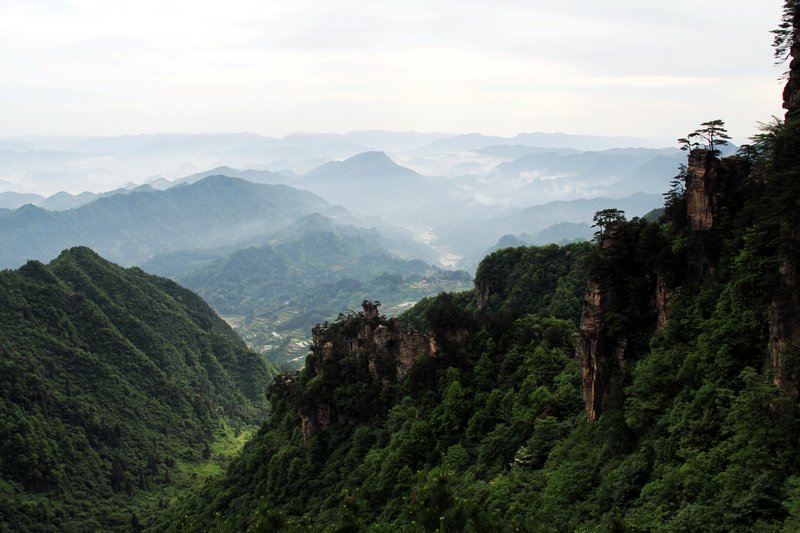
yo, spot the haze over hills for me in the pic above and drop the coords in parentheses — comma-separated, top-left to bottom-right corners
(144, 212, 472, 370)
(0, 176, 333, 268)
(0, 136, 679, 272)
(0, 0, 790, 530)
(0, 130, 676, 196)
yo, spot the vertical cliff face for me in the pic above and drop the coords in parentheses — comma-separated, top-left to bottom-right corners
(300, 301, 459, 442)
(580, 280, 607, 421)
(579, 231, 632, 421)
(683, 151, 750, 284)
(655, 274, 674, 334)
(579, 151, 752, 420)
(770, 13, 800, 396)
(685, 150, 720, 232)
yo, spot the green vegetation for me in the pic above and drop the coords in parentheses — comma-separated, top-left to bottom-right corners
(4, 5, 798, 532)
(163, 242, 591, 531)
(678, 119, 732, 154)
(0, 175, 330, 268)
(0, 247, 273, 531)
(166, 13, 800, 525)
(175, 216, 472, 370)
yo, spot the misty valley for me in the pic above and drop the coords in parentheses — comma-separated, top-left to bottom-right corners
(0, 132, 675, 373)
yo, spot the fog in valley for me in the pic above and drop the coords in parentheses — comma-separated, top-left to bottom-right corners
(0, 128, 688, 369)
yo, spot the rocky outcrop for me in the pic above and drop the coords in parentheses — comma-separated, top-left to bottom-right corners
(655, 274, 674, 334)
(683, 151, 751, 285)
(685, 150, 721, 232)
(579, 279, 632, 421)
(578, 225, 635, 421)
(579, 151, 752, 419)
(580, 280, 605, 421)
(311, 303, 436, 385)
(301, 301, 466, 442)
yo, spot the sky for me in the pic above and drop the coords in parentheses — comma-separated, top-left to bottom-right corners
(0, 0, 786, 142)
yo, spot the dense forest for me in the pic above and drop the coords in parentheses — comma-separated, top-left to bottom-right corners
(165, 2, 800, 530)
(1, 2, 798, 532)
(0, 247, 273, 531)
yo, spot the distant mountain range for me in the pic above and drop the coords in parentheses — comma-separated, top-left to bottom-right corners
(0, 176, 332, 268)
(0, 130, 677, 196)
(0, 131, 689, 272)
(297, 151, 456, 218)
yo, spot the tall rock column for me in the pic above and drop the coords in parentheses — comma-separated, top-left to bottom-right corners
(579, 229, 630, 422)
(770, 1, 800, 397)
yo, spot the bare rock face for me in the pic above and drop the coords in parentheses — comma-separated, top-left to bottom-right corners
(579, 278, 630, 421)
(655, 274, 674, 334)
(685, 150, 719, 232)
(365, 322, 433, 384)
(683, 151, 751, 285)
(784, 16, 800, 120)
(300, 301, 466, 441)
(580, 280, 605, 422)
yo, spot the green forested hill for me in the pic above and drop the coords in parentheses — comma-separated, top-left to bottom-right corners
(0, 247, 273, 531)
(163, 242, 593, 531)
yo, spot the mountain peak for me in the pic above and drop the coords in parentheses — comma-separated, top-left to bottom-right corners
(304, 150, 420, 181)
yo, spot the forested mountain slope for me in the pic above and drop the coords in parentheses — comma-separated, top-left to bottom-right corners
(0, 247, 273, 531)
(167, 3, 800, 529)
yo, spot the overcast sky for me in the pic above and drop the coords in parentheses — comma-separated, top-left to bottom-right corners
(0, 0, 785, 142)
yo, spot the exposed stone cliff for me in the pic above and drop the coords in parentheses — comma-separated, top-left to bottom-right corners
(299, 301, 466, 442)
(579, 229, 632, 422)
(579, 150, 752, 420)
(684, 150, 750, 283)
(580, 279, 626, 422)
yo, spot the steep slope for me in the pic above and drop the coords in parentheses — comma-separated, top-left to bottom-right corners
(0, 175, 331, 268)
(0, 247, 273, 531)
(165, 242, 591, 530)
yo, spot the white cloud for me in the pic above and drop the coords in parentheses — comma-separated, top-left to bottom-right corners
(0, 0, 786, 139)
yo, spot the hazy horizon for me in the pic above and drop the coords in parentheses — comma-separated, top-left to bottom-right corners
(1, 1, 784, 142)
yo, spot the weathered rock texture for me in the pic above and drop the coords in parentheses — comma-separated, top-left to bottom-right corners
(300, 301, 466, 442)
(655, 274, 674, 334)
(580, 280, 607, 421)
(684, 151, 750, 284)
(579, 233, 631, 422)
(579, 151, 752, 420)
